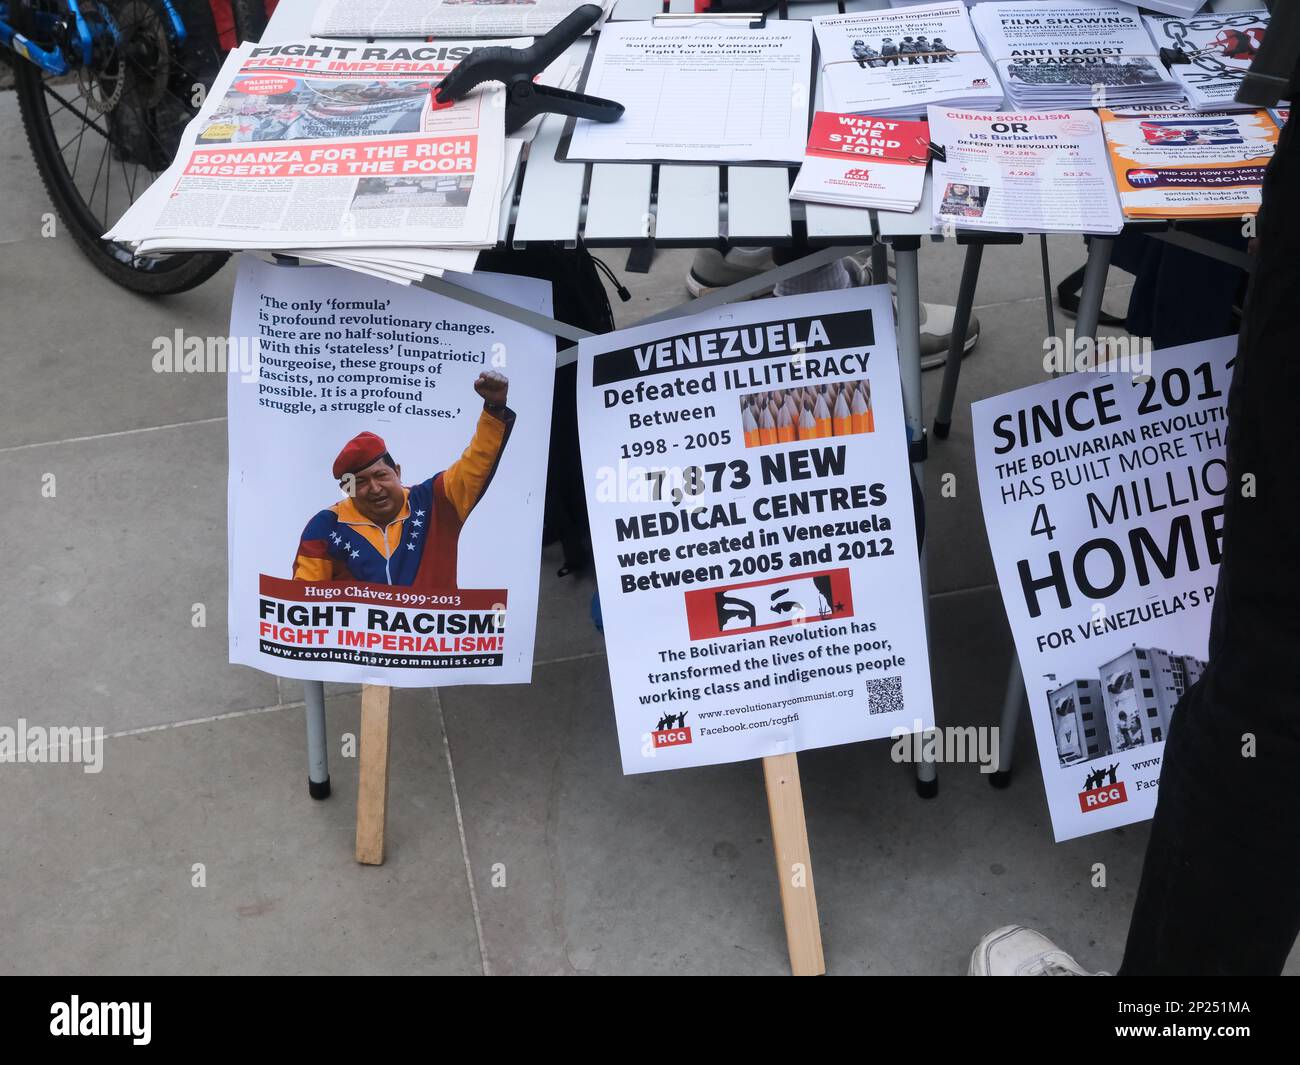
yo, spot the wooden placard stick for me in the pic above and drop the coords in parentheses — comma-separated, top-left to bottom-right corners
(762, 753, 825, 976)
(355, 684, 392, 865)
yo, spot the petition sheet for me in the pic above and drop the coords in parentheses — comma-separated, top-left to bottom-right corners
(560, 20, 814, 164)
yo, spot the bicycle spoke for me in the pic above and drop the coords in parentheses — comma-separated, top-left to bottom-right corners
(103, 135, 112, 227)
(57, 96, 94, 154)
(118, 87, 171, 171)
(87, 127, 112, 226)
(40, 82, 115, 143)
(66, 98, 95, 179)
(119, 150, 140, 204)
(17, 1, 238, 281)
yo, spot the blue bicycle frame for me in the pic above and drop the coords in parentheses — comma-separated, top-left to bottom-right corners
(0, 0, 185, 76)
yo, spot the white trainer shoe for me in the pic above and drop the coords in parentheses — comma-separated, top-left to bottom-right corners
(686, 248, 777, 298)
(969, 925, 1105, 976)
(686, 249, 980, 366)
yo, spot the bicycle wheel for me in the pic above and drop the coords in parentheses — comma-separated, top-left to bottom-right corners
(12, 1, 266, 295)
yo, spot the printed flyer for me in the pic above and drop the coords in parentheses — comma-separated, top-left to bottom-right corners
(928, 106, 1123, 234)
(813, 1, 1002, 118)
(790, 112, 931, 210)
(227, 256, 555, 686)
(971, 1, 1183, 109)
(577, 286, 934, 774)
(972, 337, 1234, 841)
(1100, 104, 1277, 219)
(1143, 8, 1271, 111)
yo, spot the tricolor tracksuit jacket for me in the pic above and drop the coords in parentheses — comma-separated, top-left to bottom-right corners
(292, 408, 513, 590)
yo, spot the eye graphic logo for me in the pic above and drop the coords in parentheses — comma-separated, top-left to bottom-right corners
(1130, 169, 1160, 186)
(683, 569, 854, 641)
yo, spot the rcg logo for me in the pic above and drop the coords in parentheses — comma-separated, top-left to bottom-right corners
(652, 712, 692, 748)
(1077, 761, 1128, 812)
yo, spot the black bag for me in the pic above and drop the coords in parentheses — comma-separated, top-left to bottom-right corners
(474, 243, 616, 575)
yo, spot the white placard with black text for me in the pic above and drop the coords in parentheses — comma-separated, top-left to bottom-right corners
(578, 286, 934, 773)
(973, 338, 1234, 840)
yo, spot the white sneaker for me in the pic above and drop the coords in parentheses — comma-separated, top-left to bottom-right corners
(968, 925, 1104, 976)
(918, 299, 980, 368)
(686, 248, 777, 298)
(848, 253, 981, 366)
(687, 250, 979, 365)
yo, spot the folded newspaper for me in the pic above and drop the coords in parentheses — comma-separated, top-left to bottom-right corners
(971, 1, 1184, 110)
(311, 0, 615, 40)
(813, 2, 1003, 118)
(105, 38, 572, 283)
(790, 112, 930, 211)
(1143, 8, 1273, 112)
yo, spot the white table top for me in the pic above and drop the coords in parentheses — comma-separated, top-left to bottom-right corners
(262, 0, 1260, 252)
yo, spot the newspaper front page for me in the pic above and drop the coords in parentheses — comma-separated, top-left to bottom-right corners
(106, 39, 510, 254)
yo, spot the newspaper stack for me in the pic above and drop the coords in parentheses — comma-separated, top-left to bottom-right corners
(791, 113, 930, 212)
(971, 1, 1184, 110)
(105, 38, 569, 284)
(1143, 8, 1272, 112)
(813, 2, 1002, 119)
(311, 0, 616, 39)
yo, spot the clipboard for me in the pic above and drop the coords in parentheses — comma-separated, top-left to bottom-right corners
(554, 12, 818, 168)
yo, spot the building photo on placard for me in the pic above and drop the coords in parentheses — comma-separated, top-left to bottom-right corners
(1048, 645, 1207, 769)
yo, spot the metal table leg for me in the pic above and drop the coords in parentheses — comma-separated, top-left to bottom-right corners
(893, 242, 938, 799)
(304, 679, 331, 799)
(870, 242, 889, 287)
(990, 658, 1023, 789)
(932, 242, 985, 439)
(1073, 236, 1113, 348)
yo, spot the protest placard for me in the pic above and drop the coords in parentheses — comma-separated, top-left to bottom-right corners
(577, 286, 934, 774)
(226, 256, 554, 686)
(972, 337, 1234, 840)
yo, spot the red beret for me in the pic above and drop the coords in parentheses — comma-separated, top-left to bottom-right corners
(333, 431, 387, 480)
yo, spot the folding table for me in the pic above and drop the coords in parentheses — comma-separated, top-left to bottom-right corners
(263, 0, 951, 803)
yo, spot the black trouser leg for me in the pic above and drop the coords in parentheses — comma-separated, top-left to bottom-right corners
(1118, 111, 1300, 976)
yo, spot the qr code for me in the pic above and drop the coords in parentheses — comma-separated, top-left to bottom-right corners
(865, 675, 904, 715)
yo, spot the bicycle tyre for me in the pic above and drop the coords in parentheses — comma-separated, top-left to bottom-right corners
(12, 1, 271, 296)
